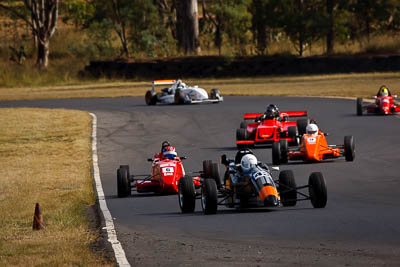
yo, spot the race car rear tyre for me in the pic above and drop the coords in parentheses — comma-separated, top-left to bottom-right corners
(272, 142, 281, 165)
(210, 88, 221, 100)
(117, 166, 131, 198)
(236, 128, 249, 149)
(344, 135, 355, 161)
(309, 172, 327, 208)
(178, 176, 196, 213)
(279, 170, 297, 206)
(174, 89, 185, 105)
(297, 118, 310, 136)
(240, 120, 248, 129)
(201, 179, 218, 215)
(356, 98, 363, 116)
(145, 90, 157, 105)
(287, 126, 299, 146)
(279, 140, 289, 163)
(210, 163, 222, 189)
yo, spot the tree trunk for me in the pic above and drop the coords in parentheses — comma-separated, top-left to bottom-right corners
(180, 0, 200, 55)
(37, 39, 49, 69)
(326, 0, 334, 54)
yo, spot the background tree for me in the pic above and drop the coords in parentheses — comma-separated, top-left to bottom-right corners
(0, 0, 59, 69)
(176, 0, 200, 55)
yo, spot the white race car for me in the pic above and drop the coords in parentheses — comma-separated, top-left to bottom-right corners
(145, 79, 223, 105)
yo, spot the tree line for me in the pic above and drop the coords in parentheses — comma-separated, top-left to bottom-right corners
(1, 0, 400, 69)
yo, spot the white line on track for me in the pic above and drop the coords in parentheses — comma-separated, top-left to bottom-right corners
(90, 113, 130, 267)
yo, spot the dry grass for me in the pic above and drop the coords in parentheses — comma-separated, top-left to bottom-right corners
(0, 72, 399, 101)
(0, 108, 111, 266)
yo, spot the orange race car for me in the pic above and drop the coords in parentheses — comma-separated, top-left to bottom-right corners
(272, 123, 355, 165)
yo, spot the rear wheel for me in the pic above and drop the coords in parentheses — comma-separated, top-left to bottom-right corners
(272, 142, 281, 165)
(279, 170, 297, 206)
(202, 160, 222, 189)
(279, 140, 288, 163)
(178, 176, 196, 213)
(174, 89, 185, 104)
(201, 179, 218, 214)
(145, 90, 157, 105)
(240, 121, 248, 129)
(344, 135, 355, 161)
(309, 172, 327, 208)
(287, 126, 299, 146)
(117, 166, 131, 198)
(297, 118, 309, 136)
(236, 128, 249, 149)
(357, 98, 363, 116)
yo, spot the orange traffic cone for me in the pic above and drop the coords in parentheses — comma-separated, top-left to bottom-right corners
(32, 203, 44, 230)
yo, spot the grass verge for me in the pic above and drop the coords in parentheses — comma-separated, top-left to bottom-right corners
(0, 108, 111, 266)
(0, 72, 400, 101)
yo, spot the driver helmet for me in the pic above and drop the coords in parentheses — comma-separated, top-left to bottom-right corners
(235, 148, 254, 164)
(163, 145, 177, 159)
(306, 124, 319, 135)
(265, 104, 279, 119)
(379, 85, 389, 96)
(241, 154, 258, 172)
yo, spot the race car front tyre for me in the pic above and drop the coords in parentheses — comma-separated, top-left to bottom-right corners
(145, 90, 157, 105)
(272, 142, 281, 165)
(236, 128, 249, 149)
(309, 172, 327, 208)
(297, 118, 310, 136)
(210, 88, 221, 100)
(279, 170, 297, 206)
(344, 135, 355, 161)
(117, 166, 131, 198)
(287, 126, 299, 146)
(174, 89, 185, 104)
(201, 179, 218, 215)
(279, 140, 289, 163)
(178, 176, 196, 213)
(356, 98, 363, 116)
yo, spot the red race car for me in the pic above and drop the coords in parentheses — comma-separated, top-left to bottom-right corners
(117, 141, 200, 197)
(236, 104, 309, 149)
(357, 85, 400, 115)
(272, 123, 355, 165)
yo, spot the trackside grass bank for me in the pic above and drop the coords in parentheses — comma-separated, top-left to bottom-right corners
(0, 72, 399, 101)
(0, 108, 112, 266)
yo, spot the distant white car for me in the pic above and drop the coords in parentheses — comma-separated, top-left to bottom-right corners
(145, 79, 223, 105)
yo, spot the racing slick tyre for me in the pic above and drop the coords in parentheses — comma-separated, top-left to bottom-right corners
(279, 170, 297, 206)
(210, 88, 221, 100)
(202, 160, 212, 178)
(356, 98, 363, 116)
(210, 163, 222, 189)
(236, 128, 249, 149)
(272, 142, 281, 165)
(309, 172, 327, 208)
(279, 140, 289, 164)
(145, 90, 157, 105)
(287, 126, 299, 146)
(297, 118, 310, 136)
(240, 120, 248, 129)
(174, 89, 185, 105)
(201, 179, 218, 215)
(178, 176, 196, 213)
(117, 165, 131, 198)
(344, 135, 355, 161)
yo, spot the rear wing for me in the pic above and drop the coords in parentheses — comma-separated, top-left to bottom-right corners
(243, 111, 307, 120)
(152, 80, 176, 91)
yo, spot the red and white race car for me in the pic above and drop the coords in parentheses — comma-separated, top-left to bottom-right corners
(236, 104, 309, 148)
(357, 85, 400, 115)
(117, 141, 200, 197)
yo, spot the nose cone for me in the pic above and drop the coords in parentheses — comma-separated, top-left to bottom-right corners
(264, 195, 279, 207)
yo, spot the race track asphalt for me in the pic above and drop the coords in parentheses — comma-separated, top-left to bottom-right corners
(1, 96, 400, 266)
